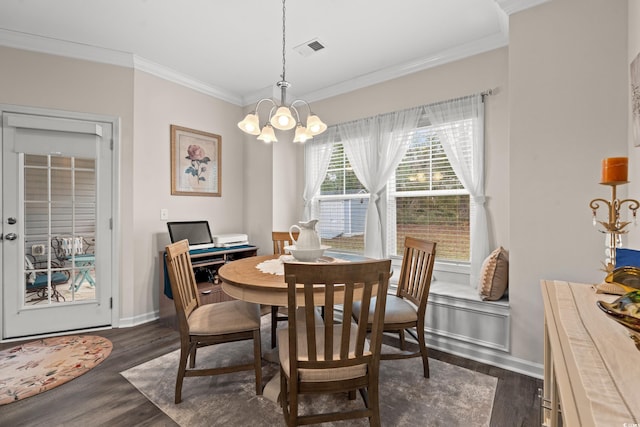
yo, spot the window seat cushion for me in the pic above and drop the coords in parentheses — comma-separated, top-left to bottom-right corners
(430, 280, 509, 306)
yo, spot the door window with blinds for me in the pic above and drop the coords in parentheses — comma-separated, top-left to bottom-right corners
(24, 155, 97, 305)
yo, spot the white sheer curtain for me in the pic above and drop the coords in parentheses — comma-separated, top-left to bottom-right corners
(338, 107, 423, 258)
(303, 127, 336, 220)
(424, 94, 489, 286)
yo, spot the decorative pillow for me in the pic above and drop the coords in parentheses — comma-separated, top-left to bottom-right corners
(478, 246, 509, 301)
(616, 248, 640, 268)
(25, 256, 36, 284)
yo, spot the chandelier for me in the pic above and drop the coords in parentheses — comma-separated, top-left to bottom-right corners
(237, 0, 327, 143)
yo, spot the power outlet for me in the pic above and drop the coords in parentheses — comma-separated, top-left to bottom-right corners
(160, 208, 169, 220)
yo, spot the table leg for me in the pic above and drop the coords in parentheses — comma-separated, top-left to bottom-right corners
(271, 306, 278, 349)
(71, 261, 95, 291)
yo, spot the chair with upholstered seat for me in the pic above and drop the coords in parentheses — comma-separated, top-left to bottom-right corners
(25, 255, 69, 302)
(264, 231, 299, 348)
(352, 236, 436, 378)
(279, 259, 391, 426)
(272, 230, 298, 255)
(165, 239, 262, 403)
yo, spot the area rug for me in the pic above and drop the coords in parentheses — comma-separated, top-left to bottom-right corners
(0, 335, 112, 405)
(122, 327, 496, 426)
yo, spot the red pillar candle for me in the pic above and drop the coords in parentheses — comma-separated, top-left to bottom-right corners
(601, 157, 628, 184)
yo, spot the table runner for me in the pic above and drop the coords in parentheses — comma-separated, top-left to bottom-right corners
(552, 282, 640, 425)
(256, 255, 346, 276)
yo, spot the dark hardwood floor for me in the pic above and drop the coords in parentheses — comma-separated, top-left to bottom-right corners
(0, 321, 542, 426)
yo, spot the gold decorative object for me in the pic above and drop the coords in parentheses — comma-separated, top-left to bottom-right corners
(605, 266, 640, 289)
(590, 157, 639, 271)
(597, 290, 640, 334)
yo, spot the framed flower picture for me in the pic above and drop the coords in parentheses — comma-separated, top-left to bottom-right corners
(170, 125, 221, 196)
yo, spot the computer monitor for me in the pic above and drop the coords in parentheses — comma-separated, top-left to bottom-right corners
(166, 221, 214, 246)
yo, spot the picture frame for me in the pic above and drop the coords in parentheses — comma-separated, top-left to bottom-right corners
(170, 125, 221, 196)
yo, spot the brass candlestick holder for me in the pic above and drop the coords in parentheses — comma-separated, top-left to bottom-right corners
(590, 182, 639, 271)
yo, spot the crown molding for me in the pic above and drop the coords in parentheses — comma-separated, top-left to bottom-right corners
(1, 24, 513, 108)
(0, 28, 133, 68)
(494, 0, 551, 15)
(0, 29, 243, 106)
(132, 56, 242, 106)
(295, 32, 508, 105)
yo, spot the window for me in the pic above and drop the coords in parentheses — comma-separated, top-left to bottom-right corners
(312, 127, 470, 261)
(316, 144, 368, 253)
(388, 127, 470, 261)
(307, 94, 484, 270)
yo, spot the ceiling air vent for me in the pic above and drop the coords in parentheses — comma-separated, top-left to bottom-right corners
(293, 38, 326, 57)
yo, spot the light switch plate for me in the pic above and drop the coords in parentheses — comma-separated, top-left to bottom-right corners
(160, 209, 169, 220)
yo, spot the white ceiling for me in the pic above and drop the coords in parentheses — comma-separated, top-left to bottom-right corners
(0, 0, 546, 106)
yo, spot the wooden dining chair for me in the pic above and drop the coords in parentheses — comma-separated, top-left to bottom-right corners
(352, 236, 436, 378)
(272, 230, 298, 255)
(264, 231, 300, 348)
(165, 239, 262, 404)
(279, 259, 391, 427)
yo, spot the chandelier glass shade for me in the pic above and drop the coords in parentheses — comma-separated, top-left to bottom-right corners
(237, 0, 326, 143)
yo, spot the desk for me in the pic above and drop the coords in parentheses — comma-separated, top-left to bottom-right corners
(540, 280, 640, 426)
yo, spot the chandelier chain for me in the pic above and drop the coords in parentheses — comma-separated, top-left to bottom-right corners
(281, 0, 286, 82)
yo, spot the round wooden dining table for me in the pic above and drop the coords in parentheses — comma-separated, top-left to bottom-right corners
(218, 255, 287, 305)
(218, 254, 371, 306)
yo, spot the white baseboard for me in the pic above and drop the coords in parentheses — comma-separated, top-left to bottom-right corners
(424, 333, 543, 379)
(118, 310, 159, 328)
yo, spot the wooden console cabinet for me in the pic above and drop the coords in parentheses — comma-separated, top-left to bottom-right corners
(159, 245, 258, 329)
(540, 280, 640, 426)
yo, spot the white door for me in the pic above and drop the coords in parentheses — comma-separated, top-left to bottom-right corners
(1, 109, 114, 338)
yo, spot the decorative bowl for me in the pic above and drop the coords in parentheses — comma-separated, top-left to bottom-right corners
(284, 245, 331, 262)
(605, 266, 640, 289)
(597, 290, 640, 333)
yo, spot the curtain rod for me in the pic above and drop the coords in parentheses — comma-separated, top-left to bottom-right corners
(317, 89, 496, 134)
(480, 88, 498, 97)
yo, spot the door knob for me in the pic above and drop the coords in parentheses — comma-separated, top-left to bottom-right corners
(7, 217, 17, 225)
(4, 233, 17, 241)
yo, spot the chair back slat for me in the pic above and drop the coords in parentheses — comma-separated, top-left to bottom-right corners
(397, 237, 436, 310)
(165, 240, 200, 331)
(303, 284, 318, 361)
(272, 231, 299, 255)
(324, 283, 336, 361)
(340, 283, 354, 360)
(354, 281, 373, 357)
(284, 259, 391, 371)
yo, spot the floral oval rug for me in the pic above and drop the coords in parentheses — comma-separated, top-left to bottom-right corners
(0, 335, 112, 405)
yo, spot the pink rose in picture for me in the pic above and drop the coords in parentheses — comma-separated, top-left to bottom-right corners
(184, 144, 211, 184)
(187, 144, 205, 161)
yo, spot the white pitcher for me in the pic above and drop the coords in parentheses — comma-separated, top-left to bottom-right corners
(289, 219, 321, 249)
